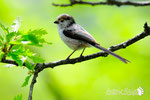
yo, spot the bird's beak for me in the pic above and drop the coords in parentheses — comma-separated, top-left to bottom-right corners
(54, 20, 59, 24)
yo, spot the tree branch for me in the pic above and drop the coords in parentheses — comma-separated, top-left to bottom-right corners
(2, 22, 150, 71)
(37, 22, 150, 72)
(52, 0, 150, 7)
(1, 22, 150, 100)
(1, 59, 26, 66)
(28, 71, 38, 100)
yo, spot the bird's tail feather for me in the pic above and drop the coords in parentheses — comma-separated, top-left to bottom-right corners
(93, 44, 130, 64)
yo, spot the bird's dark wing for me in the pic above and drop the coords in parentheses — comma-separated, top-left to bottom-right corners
(63, 29, 98, 45)
(63, 27, 130, 64)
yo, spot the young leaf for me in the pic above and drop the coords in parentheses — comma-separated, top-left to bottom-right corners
(0, 52, 4, 62)
(11, 45, 24, 55)
(28, 29, 48, 36)
(0, 39, 3, 46)
(24, 49, 35, 57)
(22, 29, 51, 46)
(22, 75, 32, 87)
(21, 34, 40, 46)
(9, 40, 22, 45)
(11, 44, 22, 50)
(0, 23, 7, 44)
(0, 23, 9, 34)
(0, 34, 4, 41)
(29, 56, 45, 63)
(9, 53, 23, 66)
(25, 60, 34, 70)
(14, 94, 22, 100)
(6, 32, 16, 42)
(10, 16, 22, 33)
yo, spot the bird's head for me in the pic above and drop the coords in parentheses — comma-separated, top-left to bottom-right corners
(54, 14, 75, 28)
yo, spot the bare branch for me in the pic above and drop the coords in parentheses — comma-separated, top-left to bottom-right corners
(1, 59, 27, 66)
(52, 0, 150, 7)
(1, 59, 19, 66)
(37, 22, 150, 72)
(28, 63, 43, 100)
(28, 71, 38, 100)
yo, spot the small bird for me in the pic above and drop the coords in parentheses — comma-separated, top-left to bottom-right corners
(54, 14, 130, 63)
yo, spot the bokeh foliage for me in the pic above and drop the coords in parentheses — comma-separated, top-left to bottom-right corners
(0, 0, 150, 100)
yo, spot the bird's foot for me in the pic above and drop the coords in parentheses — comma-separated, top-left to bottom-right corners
(66, 57, 70, 60)
(79, 55, 84, 58)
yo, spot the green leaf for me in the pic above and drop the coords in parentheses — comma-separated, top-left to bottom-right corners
(28, 29, 48, 36)
(0, 39, 3, 46)
(6, 32, 16, 42)
(22, 34, 41, 46)
(25, 60, 34, 70)
(25, 49, 35, 57)
(0, 34, 4, 41)
(0, 23, 9, 34)
(11, 45, 24, 55)
(11, 44, 22, 50)
(29, 56, 45, 63)
(14, 94, 22, 100)
(0, 23, 8, 44)
(10, 16, 22, 33)
(21, 29, 51, 46)
(9, 53, 23, 66)
(9, 40, 22, 45)
(0, 52, 4, 62)
(22, 75, 32, 87)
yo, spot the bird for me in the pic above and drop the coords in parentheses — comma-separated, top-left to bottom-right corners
(54, 14, 130, 63)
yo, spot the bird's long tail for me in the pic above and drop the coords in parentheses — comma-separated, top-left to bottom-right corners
(93, 44, 130, 64)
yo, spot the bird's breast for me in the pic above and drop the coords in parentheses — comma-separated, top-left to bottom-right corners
(58, 29, 89, 50)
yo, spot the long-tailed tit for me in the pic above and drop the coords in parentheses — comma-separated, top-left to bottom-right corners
(54, 14, 130, 63)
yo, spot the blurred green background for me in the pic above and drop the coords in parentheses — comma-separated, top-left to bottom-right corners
(0, 0, 150, 100)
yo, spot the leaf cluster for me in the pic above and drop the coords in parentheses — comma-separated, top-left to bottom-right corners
(0, 17, 50, 69)
(0, 17, 51, 87)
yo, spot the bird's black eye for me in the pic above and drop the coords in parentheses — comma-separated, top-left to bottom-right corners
(61, 20, 64, 22)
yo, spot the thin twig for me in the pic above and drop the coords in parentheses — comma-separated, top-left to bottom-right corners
(52, 0, 150, 7)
